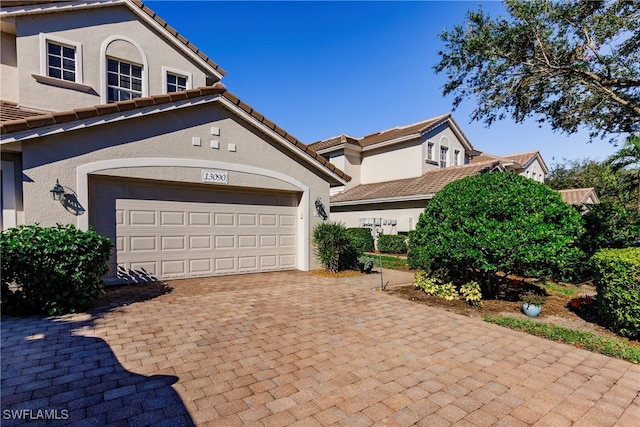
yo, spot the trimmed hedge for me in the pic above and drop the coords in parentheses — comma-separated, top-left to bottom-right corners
(591, 248, 640, 339)
(378, 234, 407, 254)
(1, 224, 112, 316)
(347, 227, 375, 253)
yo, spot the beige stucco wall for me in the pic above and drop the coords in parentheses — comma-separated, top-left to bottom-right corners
(19, 100, 332, 270)
(13, 4, 216, 112)
(360, 140, 423, 184)
(0, 30, 18, 102)
(330, 201, 428, 234)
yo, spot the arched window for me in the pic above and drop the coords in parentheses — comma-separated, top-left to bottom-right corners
(100, 36, 149, 103)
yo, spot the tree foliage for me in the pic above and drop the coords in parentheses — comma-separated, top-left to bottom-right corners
(605, 136, 640, 210)
(408, 173, 585, 296)
(435, 0, 640, 140)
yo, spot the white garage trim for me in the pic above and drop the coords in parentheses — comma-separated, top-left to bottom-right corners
(77, 157, 310, 271)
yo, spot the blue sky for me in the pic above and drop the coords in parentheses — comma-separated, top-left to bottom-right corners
(147, 0, 621, 166)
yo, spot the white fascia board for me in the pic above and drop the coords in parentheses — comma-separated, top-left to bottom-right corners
(331, 193, 433, 206)
(314, 144, 345, 155)
(217, 97, 348, 186)
(0, 96, 218, 144)
(361, 133, 421, 152)
(0, 0, 224, 80)
(315, 143, 362, 156)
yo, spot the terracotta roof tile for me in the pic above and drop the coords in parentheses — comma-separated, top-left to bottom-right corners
(308, 114, 452, 153)
(0, 101, 46, 121)
(331, 160, 501, 204)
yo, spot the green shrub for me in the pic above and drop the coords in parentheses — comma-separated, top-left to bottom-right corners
(357, 255, 376, 273)
(591, 248, 640, 339)
(347, 228, 375, 253)
(460, 281, 483, 306)
(1, 224, 112, 316)
(580, 203, 640, 254)
(312, 222, 358, 272)
(408, 173, 585, 296)
(378, 234, 407, 254)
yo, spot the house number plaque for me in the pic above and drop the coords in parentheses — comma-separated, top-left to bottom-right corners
(201, 170, 229, 184)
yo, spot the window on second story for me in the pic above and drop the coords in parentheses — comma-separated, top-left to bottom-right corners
(47, 42, 76, 82)
(427, 142, 434, 161)
(440, 146, 448, 168)
(454, 150, 460, 166)
(167, 73, 188, 93)
(107, 58, 143, 102)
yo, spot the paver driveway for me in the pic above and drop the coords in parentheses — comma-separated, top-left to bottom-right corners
(2, 270, 639, 426)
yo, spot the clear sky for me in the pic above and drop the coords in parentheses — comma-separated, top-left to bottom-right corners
(146, 0, 622, 166)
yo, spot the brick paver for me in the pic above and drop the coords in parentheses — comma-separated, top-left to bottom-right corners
(1, 270, 639, 426)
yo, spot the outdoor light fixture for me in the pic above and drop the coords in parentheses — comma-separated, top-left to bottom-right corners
(50, 179, 65, 201)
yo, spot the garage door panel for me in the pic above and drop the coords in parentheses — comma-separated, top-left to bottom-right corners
(161, 236, 185, 250)
(238, 214, 257, 226)
(161, 211, 185, 226)
(189, 235, 212, 249)
(260, 235, 277, 247)
(129, 210, 156, 225)
(130, 236, 157, 251)
(215, 257, 235, 272)
(238, 235, 257, 248)
(215, 235, 235, 249)
(214, 213, 234, 226)
(189, 212, 211, 226)
(260, 214, 277, 227)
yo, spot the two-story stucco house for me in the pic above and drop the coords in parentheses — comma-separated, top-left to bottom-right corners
(308, 114, 550, 235)
(0, 0, 349, 282)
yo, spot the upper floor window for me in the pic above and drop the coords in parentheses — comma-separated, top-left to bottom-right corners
(162, 66, 193, 94)
(167, 73, 187, 92)
(107, 58, 142, 102)
(427, 142, 434, 161)
(38, 33, 84, 85)
(440, 146, 448, 168)
(454, 150, 460, 166)
(47, 42, 76, 81)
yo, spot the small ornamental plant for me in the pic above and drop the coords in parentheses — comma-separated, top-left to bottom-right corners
(521, 291, 546, 307)
(460, 281, 483, 307)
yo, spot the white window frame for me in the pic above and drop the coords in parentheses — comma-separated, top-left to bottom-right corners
(100, 35, 149, 104)
(426, 142, 434, 161)
(39, 33, 83, 83)
(162, 66, 193, 94)
(440, 146, 448, 168)
(454, 149, 460, 166)
(106, 57, 144, 102)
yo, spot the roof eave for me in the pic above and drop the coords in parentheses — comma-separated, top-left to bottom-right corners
(331, 193, 434, 206)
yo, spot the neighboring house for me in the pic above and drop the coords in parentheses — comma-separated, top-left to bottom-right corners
(558, 188, 601, 207)
(308, 114, 549, 235)
(0, 0, 349, 282)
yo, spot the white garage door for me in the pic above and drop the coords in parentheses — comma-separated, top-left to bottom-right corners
(89, 177, 299, 282)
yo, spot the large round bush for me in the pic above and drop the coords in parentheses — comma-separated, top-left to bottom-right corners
(408, 173, 585, 295)
(1, 224, 112, 315)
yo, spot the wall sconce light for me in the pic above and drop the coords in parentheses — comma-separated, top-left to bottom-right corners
(50, 179, 65, 201)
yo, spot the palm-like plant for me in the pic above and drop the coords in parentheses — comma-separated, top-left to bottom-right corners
(606, 136, 640, 211)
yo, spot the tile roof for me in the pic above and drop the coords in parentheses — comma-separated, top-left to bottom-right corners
(0, 0, 226, 77)
(558, 188, 600, 205)
(330, 160, 502, 204)
(0, 84, 350, 183)
(471, 150, 548, 173)
(308, 113, 452, 152)
(0, 101, 47, 121)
